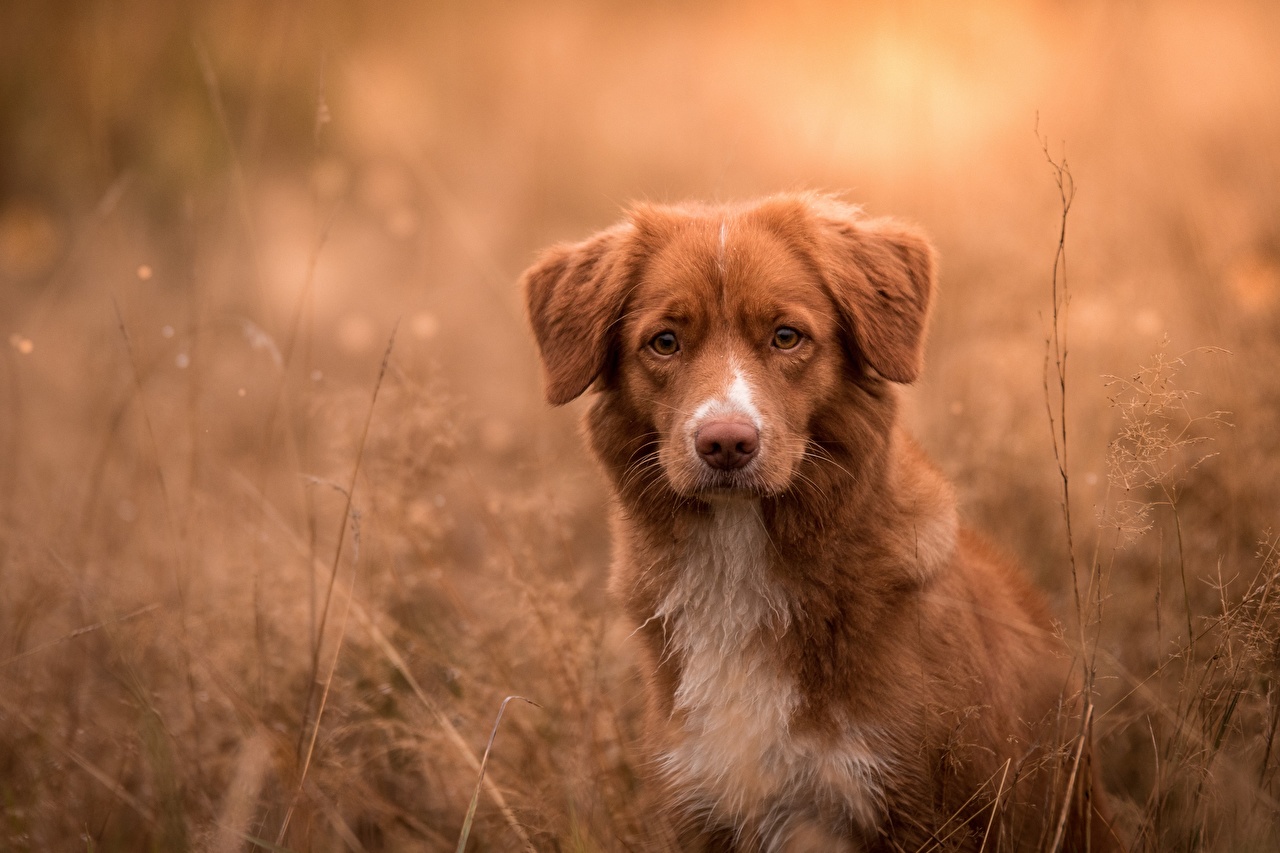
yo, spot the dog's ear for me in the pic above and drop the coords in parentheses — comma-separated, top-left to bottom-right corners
(521, 222, 637, 405)
(811, 211, 936, 384)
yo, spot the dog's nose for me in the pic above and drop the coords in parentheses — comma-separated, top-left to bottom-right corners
(695, 420, 759, 470)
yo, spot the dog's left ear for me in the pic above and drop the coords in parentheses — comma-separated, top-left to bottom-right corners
(521, 222, 637, 405)
(812, 213, 936, 384)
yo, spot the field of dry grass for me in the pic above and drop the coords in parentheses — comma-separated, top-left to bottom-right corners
(2, 1, 1279, 850)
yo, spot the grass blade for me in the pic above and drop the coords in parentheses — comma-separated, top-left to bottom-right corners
(456, 695, 540, 853)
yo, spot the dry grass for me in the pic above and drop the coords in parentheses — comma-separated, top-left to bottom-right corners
(2, 1, 1279, 850)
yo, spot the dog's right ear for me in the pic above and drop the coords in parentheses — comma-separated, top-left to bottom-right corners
(521, 222, 637, 405)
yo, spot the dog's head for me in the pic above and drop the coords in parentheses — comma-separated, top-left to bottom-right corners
(522, 195, 935, 499)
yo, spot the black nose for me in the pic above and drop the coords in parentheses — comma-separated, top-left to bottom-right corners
(695, 420, 759, 470)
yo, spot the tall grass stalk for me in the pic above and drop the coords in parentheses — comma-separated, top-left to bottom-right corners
(279, 323, 397, 843)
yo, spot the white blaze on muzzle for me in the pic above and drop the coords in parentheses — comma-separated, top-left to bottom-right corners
(689, 360, 763, 436)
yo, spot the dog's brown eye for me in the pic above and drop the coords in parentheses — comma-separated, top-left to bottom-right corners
(772, 327, 801, 350)
(650, 331, 679, 356)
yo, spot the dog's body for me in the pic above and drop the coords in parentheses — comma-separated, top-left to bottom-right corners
(523, 195, 1117, 851)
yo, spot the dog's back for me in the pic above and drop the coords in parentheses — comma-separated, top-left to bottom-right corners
(523, 195, 1120, 851)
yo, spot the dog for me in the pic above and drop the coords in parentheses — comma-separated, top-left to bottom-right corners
(522, 195, 1119, 851)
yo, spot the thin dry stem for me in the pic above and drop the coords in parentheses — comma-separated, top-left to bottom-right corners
(279, 323, 398, 843)
(456, 695, 541, 853)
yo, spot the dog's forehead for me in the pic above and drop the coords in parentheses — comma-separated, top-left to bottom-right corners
(631, 214, 827, 319)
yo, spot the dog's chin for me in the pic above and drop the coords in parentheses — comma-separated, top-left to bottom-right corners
(698, 484, 760, 501)
(682, 466, 782, 501)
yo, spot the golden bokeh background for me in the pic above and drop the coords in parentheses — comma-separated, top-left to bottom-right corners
(2, 2, 1278, 850)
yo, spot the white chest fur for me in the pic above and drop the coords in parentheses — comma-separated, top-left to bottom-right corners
(653, 501, 885, 841)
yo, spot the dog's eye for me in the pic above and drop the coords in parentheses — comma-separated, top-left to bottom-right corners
(772, 327, 802, 350)
(650, 331, 680, 356)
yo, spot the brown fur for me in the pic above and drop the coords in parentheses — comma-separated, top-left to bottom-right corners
(522, 195, 1121, 852)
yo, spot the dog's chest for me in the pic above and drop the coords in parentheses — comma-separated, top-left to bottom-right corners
(653, 502, 884, 829)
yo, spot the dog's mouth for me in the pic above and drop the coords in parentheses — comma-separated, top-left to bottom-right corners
(656, 453, 769, 498)
(687, 463, 777, 498)
(698, 481, 760, 498)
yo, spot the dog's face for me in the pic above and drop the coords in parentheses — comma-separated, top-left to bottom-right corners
(615, 222, 845, 496)
(522, 195, 935, 500)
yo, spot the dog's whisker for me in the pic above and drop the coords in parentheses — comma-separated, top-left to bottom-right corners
(617, 438, 665, 493)
(803, 442, 858, 485)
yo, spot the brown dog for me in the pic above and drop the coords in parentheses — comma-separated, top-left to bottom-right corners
(522, 195, 1118, 851)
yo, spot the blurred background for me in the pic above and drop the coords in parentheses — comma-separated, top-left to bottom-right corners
(2, 1, 1278, 850)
